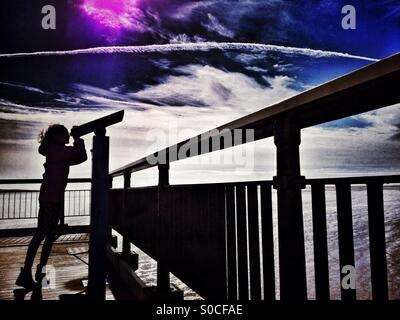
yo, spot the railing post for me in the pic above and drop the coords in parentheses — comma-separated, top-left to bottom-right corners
(236, 185, 248, 300)
(311, 183, 330, 300)
(260, 183, 275, 301)
(107, 176, 113, 241)
(122, 171, 132, 256)
(157, 163, 170, 294)
(367, 182, 388, 300)
(336, 182, 356, 301)
(225, 185, 237, 300)
(158, 163, 170, 186)
(273, 118, 307, 300)
(87, 128, 109, 300)
(60, 194, 65, 226)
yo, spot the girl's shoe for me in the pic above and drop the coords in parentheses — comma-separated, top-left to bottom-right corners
(15, 267, 36, 290)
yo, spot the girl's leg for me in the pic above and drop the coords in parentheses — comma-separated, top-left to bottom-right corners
(23, 203, 49, 270)
(17, 216, 46, 288)
(23, 230, 46, 270)
(17, 202, 61, 288)
(24, 202, 58, 270)
(37, 202, 62, 271)
(39, 232, 57, 267)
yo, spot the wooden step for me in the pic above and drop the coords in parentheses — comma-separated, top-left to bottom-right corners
(106, 244, 183, 300)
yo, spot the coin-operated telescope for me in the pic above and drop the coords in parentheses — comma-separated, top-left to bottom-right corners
(72, 110, 124, 300)
(70, 110, 124, 137)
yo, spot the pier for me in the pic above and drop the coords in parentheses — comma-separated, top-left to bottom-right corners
(0, 53, 399, 300)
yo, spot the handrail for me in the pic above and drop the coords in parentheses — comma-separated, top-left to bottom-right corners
(110, 175, 400, 189)
(0, 178, 91, 185)
(110, 53, 400, 177)
(0, 189, 90, 192)
(306, 174, 400, 185)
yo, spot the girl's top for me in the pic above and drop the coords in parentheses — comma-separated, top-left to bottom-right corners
(39, 138, 87, 203)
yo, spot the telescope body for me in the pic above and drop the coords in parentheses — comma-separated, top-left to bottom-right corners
(71, 110, 124, 137)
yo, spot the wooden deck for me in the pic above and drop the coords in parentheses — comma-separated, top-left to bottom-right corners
(0, 235, 116, 300)
(0, 234, 90, 247)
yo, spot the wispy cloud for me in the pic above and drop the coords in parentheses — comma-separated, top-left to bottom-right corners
(201, 14, 235, 38)
(0, 82, 49, 94)
(0, 42, 379, 62)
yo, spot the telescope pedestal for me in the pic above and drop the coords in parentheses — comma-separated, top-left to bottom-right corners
(87, 132, 109, 300)
(58, 110, 124, 301)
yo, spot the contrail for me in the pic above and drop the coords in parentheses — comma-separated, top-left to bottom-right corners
(0, 42, 379, 62)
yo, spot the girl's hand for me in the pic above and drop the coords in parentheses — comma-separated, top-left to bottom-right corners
(70, 126, 79, 138)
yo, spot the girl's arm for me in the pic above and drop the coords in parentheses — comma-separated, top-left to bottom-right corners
(38, 138, 87, 165)
(68, 137, 88, 165)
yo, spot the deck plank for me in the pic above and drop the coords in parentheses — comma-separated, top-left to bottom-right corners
(0, 234, 90, 247)
(0, 238, 114, 300)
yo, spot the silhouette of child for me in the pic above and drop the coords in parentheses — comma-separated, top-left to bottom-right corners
(16, 124, 87, 289)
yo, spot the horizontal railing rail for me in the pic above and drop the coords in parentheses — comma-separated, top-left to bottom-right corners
(306, 175, 400, 185)
(0, 178, 91, 184)
(113, 175, 400, 189)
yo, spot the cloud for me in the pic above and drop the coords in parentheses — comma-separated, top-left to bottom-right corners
(80, 0, 146, 31)
(381, 0, 400, 18)
(129, 64, 298, 118)
(0, 99, 56, 115)
(245, 66, 269, 73)
(0, 82, 49, 95)
(201, 14, 235, 38)
(0, 64, 299, 178)
(169, 1, 220, 20)
(0, 62, 398, 181)
(0, 42, 379, 62)
(167, 34, 207, 44)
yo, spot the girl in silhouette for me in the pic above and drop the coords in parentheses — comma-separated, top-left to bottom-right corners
(16, 124, 87, 289)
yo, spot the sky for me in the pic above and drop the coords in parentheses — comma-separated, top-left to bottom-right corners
(0, 0, 399, 184)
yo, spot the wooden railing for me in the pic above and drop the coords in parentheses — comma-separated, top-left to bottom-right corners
(108, 53, 400, 300)
(108, 176, 400, 300)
